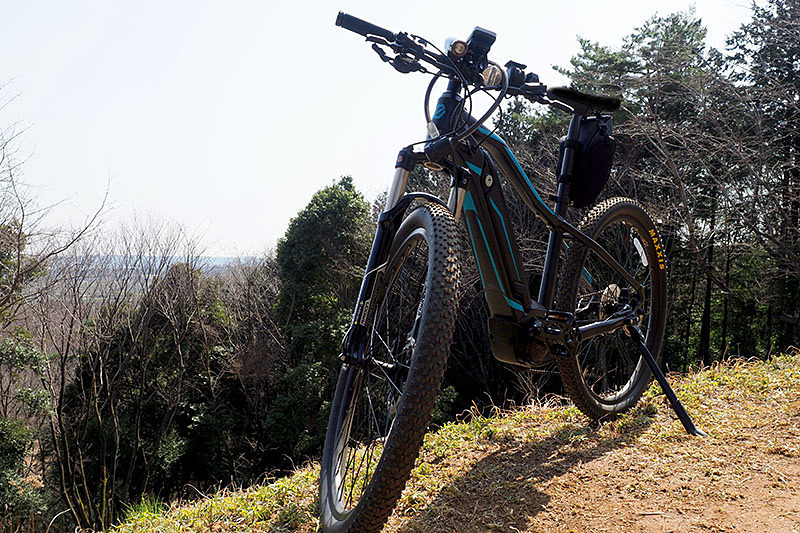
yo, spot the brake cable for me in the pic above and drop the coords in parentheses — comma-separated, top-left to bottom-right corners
(452, 61, 508, 143)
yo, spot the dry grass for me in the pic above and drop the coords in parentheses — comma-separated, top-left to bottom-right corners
(114, 349, 800, 533)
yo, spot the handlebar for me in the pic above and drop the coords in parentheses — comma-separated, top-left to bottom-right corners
(335, 12, 574, 152)
(336, 11, 453, 77)
(335, 12, 545, 97)
(336, 12, 396, 42)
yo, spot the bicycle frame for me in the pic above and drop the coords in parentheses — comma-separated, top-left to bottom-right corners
(342, 89, 645, 368)
(455, 121, 645, 314)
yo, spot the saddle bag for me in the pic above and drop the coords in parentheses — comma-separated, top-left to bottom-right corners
(556, 115, 616, 208)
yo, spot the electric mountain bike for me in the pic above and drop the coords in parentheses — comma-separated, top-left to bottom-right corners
(320, 13, 677, 533)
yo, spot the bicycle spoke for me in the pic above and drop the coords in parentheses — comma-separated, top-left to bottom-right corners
(374, 330, 393, 357)
(374, 361, 404, 397)
(365, 381, 384, 437)
(346, 384, 375, 507)
(321, 202, 459, 530)
(338, 443, 357, 501)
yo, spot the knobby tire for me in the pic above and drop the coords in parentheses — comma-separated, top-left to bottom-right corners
(555, 197, 668, 420)
(319, 201, 460, 533)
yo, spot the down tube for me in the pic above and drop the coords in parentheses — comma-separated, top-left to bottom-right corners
(474, 126, 566, 308)
(457, 148, 530, 320)
(474, 126, 638, 307)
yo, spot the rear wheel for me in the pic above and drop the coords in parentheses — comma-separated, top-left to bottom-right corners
(319, 202, 460, 533)
(555, 197, 667, 420)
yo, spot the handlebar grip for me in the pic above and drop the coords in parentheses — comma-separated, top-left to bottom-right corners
(336, 12, 396, 41)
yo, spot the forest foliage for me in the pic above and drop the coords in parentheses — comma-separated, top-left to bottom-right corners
(1, 2, 799, 531)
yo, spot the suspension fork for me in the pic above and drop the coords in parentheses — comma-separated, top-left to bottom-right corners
(341, 148, 450, 362)
(446, 163, 469, 222)
(342, 162, 411, 363)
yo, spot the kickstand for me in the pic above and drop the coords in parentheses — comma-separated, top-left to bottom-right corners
(630, 325, 709, 437)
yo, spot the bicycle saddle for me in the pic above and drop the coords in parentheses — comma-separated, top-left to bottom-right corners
(548, 86, 622, 113)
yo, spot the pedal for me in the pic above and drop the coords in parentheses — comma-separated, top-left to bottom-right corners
(546, 310, 575, 324)
(528, 310, 581, 359)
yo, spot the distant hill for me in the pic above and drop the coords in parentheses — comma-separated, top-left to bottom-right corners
(196, 256, 258, 274)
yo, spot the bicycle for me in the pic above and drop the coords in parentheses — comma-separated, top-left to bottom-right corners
(319, 13, 694, 533)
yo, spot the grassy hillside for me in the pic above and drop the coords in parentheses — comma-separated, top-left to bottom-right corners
(114, 350, 800, 532)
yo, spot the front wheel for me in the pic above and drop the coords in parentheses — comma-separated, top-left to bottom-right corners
(555, 197, 667, 420)
(319, 201, 460, 533)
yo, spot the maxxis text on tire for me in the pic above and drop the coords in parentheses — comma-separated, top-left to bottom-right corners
(555, 197, 667, 420)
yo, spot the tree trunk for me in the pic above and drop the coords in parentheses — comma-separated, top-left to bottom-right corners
(684, 270, 698, 371)
(720, 241, 731, 358)
(698, 196, 718, 366)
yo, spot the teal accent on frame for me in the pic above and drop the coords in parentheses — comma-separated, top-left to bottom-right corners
(476, 124, 504, 143)
(463, 191, 524, 312)
(464, 214, 489, 290)
(463, 190, 477, 212)
(505, 295, 524, 311)
(490, 198, 520, 280)
(434, 103, 446, 119)
(474, 210, 505, 294)
(466, 161, 482, 175)
(477, 126, 554, 215)
(463, 192, 486, 283)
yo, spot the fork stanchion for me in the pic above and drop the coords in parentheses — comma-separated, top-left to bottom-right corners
(630, 325, 709, 437)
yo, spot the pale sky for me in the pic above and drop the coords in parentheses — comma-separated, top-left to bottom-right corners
(0, 0, 753, 256)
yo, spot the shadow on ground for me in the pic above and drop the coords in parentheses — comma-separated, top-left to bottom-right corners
(397, 409, 653, 533)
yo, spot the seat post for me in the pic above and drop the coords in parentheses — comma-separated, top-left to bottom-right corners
(538, 114, 582, 308)
(555, 114, 582, 216)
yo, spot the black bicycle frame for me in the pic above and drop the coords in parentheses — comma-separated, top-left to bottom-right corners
(456, 121, 645, 314)
(341, 86, 644, 365)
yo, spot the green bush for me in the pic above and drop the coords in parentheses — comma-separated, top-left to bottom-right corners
(0, 417, 44, 525)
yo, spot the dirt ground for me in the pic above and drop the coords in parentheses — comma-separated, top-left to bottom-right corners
(112, 355, 799, 533)
(385, 356, 800, 533)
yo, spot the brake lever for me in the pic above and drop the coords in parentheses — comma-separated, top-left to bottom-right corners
(366, 35, 391, 46)
(506, 83, 556, 108)
(371, 43, 392, 63)
(393, 33, 426, 59)
(370, 44, 425, 74)
(538, 95, 573, 113)
(369, 32, 456, 78)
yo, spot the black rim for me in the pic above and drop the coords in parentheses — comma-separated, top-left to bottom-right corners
(330, 228, 430, 515)
(573, 216, 655, 404)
